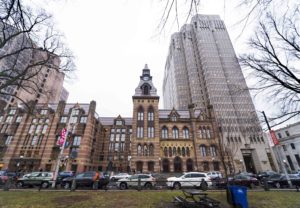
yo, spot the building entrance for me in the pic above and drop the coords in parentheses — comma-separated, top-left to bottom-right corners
(243, 154, 256, 173)
(174, 156, 182, 172)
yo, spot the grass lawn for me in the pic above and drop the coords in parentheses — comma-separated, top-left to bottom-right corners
(0, 190, 299, 208)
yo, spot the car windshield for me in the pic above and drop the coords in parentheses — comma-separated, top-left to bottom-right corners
(0, 171, 5, 176)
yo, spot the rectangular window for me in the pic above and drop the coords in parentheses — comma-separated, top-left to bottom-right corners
(121, 133, 125, 142)
(16, 116, 23, 123)
(0, 116, 3, 122)
(295, 154, 300, 167)
(41, 109, 48, 115)
(32, 118, 37, 123)
(60, 116, 67, 123)
(45, 119, 50, 123)
(9, 109, 16, 115)
(28, 125, 35, 134)
(35, 125, 42, 134)
(5, 136, 13, 145)
(137, 112, 143, 121)
(120, 142, 125, 152)
(72, 109, 79, 116)
(73, 136, 81, 146)
(70, 116, 78, 124)
(148, 127, 154, 138)
(277, 133, 282, 139)
(5, 116, 13, 123)
(148, 112, 154, 121)
(282, 145, 287, 151)
(80, 116, 87, 123)
(285, 131, 290, 137)
(42, 125, 48, 134)
(115, 142, 119, 152)
(31, 136, 38, 146)
(291, 143, 296, 150)
(137, 127, 143, 138)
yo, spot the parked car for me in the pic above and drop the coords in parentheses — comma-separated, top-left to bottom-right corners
(16, 172, 54, 188)
(0, 170, 9, 185)
(110, 173, 131, 181)
(239, 171, 257, 178)
(267, 174, 300, 188)
(289, 171, 300, 177)
(166, 172, 212, 190)
(215, 175, 259, 189)
(257, 171, 278, 181)
(61, 171, 109, 189)
(207, 171, 222, 179)
(116, 174, 156, 190)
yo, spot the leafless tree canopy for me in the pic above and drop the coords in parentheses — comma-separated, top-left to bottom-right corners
(0, 0, 75, 106)
(239, 1, 300, 127)
(157, 0, 201, 33)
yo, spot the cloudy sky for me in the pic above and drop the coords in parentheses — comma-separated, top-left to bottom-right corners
(29, 0, 263, 118)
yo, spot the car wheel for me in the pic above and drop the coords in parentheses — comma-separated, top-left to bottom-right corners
(64, 183, 70, 189)
(144, 182, 152, 189)
(120, 182, 127, 190)
(16, 181, 23, 188)
(173, 182, 181, 190)
(41, 182, 49, 189)
(275, 182, 281, 188)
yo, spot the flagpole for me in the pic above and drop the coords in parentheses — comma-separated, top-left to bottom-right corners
(52, 124, 70, 188)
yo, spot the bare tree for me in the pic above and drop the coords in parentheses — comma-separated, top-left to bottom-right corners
(157, 0, 201, 33)
(0, 0, 75, 108)
(239, 9, 300, 128)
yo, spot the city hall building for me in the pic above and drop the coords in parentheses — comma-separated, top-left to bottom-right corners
(0, 66, 226, 174)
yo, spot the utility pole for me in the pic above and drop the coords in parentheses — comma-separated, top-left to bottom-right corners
(262, 111, 292, 188)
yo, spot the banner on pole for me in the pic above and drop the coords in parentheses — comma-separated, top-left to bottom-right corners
(57, 128, 67, 146)
(270, 130, 280, 146)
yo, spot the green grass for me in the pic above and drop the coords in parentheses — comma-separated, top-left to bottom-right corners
(0, 190, 299, 208)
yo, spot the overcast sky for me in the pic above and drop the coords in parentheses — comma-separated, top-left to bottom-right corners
(28, 0, 270, 118)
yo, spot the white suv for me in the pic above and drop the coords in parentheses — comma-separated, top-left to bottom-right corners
(167, 172, 212, 190)
(207, 171, 222, 179)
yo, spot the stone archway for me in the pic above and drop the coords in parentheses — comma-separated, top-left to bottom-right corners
(186, 158, 193, 171)
(174, 156, 182, 172)
(162, 158, 170, 173)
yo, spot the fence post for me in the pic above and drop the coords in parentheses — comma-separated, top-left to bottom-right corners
(70, 178, 76, 191)
(137, 178, 141, 191)
(3, 178, 11, 191)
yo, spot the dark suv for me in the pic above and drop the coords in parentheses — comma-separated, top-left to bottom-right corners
(61, 171, 109, 189)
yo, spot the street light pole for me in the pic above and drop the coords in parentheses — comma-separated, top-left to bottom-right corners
(262, 111, 292, 188)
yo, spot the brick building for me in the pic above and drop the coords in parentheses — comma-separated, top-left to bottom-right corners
(0, 65, 224, 174)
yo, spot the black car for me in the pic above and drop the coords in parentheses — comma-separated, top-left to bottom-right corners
(267, 175, 300, 188)
(257, 171, 278, 181)
(61, 171, 109, 189)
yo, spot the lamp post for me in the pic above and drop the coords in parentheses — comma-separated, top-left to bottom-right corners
(262, 111, 292, 188)
(16, 155, 24, 172)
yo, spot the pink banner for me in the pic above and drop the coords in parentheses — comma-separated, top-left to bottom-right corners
(57, 128, 67, 146)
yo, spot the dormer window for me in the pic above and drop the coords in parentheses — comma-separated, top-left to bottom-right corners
(171, 115, 177, 122)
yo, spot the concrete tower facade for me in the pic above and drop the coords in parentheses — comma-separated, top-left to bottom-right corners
(163, 14, 274, 173)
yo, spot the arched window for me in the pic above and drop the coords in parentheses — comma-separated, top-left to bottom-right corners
(200, 145, 207, 157)
(203, 127, 207, 138)
(173, 147, 176, 156)
(149, 144, 154, 156)
(144, 144, 148, 156)
(177, 147, 181, 156)
(137, 107, 144, 121)
(186, 147, 190, 157)
(210, 145, 217, 156)
(172, 126, 179, 139)
(137, 127, 143, 138)
(137, 144, 142, 156)
(182, 147, 186, 157)
(148, 107, 154, 121)
(142, 84, 150, 95)
(183, 127, 189, 139)
(161, 126, 168, 139)
(199, 127, 203, 138)
(164, 147, 168, 157)
(207, 127, 211, 138)
(168, 147, 172, 157)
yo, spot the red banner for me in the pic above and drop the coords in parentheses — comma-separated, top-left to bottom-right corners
(57, 128, 67, 146)
(270, 130, 280, 146)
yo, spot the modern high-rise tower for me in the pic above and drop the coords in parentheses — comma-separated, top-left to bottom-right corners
(163, 14, 275, 173)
